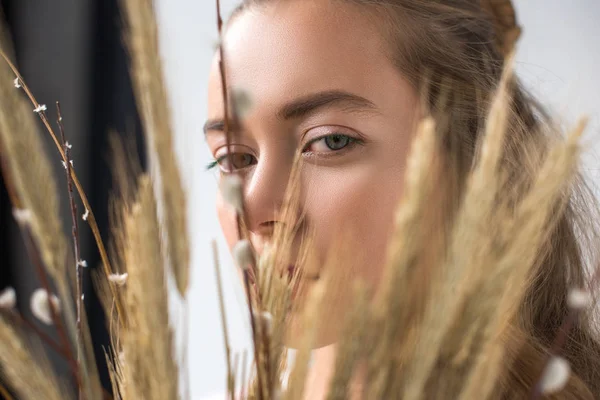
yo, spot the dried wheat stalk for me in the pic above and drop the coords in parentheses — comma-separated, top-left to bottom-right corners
(120, 0, 190, 298)
(116, 174, 179, 400)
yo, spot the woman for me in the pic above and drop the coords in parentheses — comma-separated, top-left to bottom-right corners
(205, 0, 600, 398)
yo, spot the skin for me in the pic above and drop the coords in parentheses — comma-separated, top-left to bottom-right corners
(205, 1, 420, 397)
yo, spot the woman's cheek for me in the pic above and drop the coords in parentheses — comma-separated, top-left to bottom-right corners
(307, 167, 402, 288)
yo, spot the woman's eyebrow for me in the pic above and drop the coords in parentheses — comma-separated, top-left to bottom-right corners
(276, 89, 379, 120)
(203, 90, 378, 135)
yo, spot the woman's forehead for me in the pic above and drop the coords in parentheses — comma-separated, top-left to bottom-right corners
(208, 0, 395, 116)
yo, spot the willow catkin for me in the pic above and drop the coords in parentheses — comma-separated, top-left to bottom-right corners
(120, 0, 190, 297)
(0, 316, 67, 400)
(119, 175, 179, 400)
(0, 54, 67, 282)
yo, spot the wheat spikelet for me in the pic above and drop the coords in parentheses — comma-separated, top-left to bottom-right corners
(365, 116, 438, 398)
(121, 0, 190, 297)
(0, 53, 67, 282)
(118, 174, 179, 399)
(325, 282, 369, 400)
(399, 60, 515, 399)
(0, 316, 66, 400)
(284, 277, 326, 400)
(256, 245, 292, 397)
(457, 118, 587, 400)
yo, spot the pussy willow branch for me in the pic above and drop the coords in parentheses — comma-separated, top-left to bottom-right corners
(529, 310, 578, 399)
(18, 224, 82, 391)
(0, 131, 82, 390)
(1, 309, 67, 360)
(55, 102, 84, 400)
(1, 308, 108, 399)
(0, 50, 124, 326)
(530, 261, 600, 399)
(215, 1, 266, 399)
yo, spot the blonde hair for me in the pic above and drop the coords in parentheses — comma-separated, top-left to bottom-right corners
(230, 0, 600, 397)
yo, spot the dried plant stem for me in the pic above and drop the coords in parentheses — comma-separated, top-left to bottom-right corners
(241, 350, 249, 400)
(55, 102, 85, 400)
(214, 2, 269, 398)
(182, 301, 191, 400)
(120, 175, 179, 400)
(325, 283, 369, 400)
(213, 239, 234, 400)
(286, 280, 327, 400)
(232, 353, 240, 398)
(121, 0, 190, 297)
(244, 268, 265, 400)
(0, 50, 123, 326)
(215, 0, 243, 240)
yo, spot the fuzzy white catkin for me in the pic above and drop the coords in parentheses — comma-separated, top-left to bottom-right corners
(30, 289, 60, 325)
(567, 288, 591, 310)
(540, 356, 571, 395)
(261, 311, 273, 333)
(12, 208, 32, 225)
(219, 175, 244, 213)
(233, 89, 253, 118)
(233, 240, 253, 270)
(253, 311, 273, 335)
(33, 104, 47, 113)
(0, 287, 16, 309)
(108, 272, 128, 286)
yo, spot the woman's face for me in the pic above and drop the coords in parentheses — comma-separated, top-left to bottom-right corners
(206, 0, 420, 343)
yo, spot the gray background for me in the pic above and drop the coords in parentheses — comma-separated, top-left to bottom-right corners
(154, 1, 600, 398)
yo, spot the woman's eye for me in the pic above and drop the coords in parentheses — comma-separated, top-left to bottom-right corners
(206, 152, 257, 173)
(304, 134, 357, 153)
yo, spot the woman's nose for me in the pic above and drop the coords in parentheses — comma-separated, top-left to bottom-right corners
(243, 158, 292, 237)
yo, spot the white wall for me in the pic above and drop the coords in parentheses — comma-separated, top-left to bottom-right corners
(154, 1, 600, 398)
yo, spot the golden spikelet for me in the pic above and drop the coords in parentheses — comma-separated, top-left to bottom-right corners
(325, 282, 369, 400)
(456, 118, 586, 399)
(365, 116, 439, 399)
(284, 277, 327, 400)
(399, 60, 515, 399)
(0, 316, 67, 400)
(121, 0, 190, 297)
(118, 174, 179, 399)
(0, 55, 67, 282)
